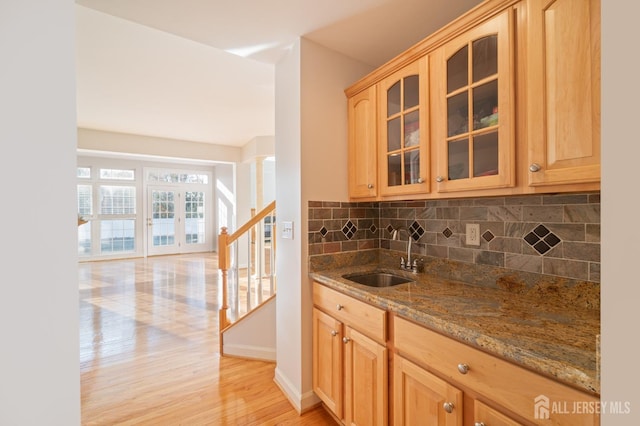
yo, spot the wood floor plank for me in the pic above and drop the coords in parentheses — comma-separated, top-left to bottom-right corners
(79, 253, 335, 425)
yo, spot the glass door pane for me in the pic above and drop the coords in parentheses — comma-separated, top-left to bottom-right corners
(448, 138, 469, 180)
(185, 191, 205, 244)
(473, 132, 499, 177)
(148, 188, 178, 255)
(472, 35, 498, 82)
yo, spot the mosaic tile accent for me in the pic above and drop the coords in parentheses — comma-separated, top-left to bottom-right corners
(524, 224, 562, 255)
(443, 227, 453, 238)
(409, 221, 424, 241)
(370, 224, 378, 233)
(342, 220, 357, 240)
(482, 230, 495, 242)
(319, 226, 328, 237)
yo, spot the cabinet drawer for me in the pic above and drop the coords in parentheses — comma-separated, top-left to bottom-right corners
(313, 282, 386, 344)
(394, 316, 599, 426)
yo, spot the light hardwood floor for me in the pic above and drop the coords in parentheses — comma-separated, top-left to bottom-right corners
(79, 253, 335, 425)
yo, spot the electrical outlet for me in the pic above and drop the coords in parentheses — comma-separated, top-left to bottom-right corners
(466, 223, 480, 246)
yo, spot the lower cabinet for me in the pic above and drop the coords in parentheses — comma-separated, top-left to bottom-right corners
(393, 354, 463, 425)
(312, 283, 599, 426)
(312, 283, 388, 425)
(394, 354, 523, 426)
(394, 316, 599, 426)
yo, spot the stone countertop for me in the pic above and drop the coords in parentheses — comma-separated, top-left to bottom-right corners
(309, 262, 600, 396)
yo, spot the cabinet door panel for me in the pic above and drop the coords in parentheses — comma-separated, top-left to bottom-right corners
(394, 355, 463, 426)
(378, 57, 430, 196)
(348, 85, 378, 198)
(312, 308, 343, 418)
(432, 9, 515, 192)
(527, 0, 600, 185)
(345, 327, 388, 426)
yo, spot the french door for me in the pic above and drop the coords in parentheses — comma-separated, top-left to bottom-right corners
(147, 186, 207, 256)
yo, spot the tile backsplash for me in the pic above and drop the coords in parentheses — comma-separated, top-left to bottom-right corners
(308, 192, 600, 283)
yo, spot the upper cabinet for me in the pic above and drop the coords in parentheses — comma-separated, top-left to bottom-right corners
(525, 0, 601, 186)
(348, 85, 378, 199)
(344, 0, 600, 201)
(431, 9, 515, 193)
(378, 57, 430, 197)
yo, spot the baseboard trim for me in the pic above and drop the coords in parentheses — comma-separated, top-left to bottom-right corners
(222, 343, 276, 362)
(273, 366, 321, 414)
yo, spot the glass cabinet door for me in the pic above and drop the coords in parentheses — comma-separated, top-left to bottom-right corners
(432, 9, 515, 192)
(379, 57, 429, 196)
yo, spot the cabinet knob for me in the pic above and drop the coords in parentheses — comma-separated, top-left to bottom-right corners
(342, 337, 351, 344)
(436, 176, 444, 183)
(457, 363, 470, 374)
(443, 402, 455, 414)
(474, 423, 486, 426)
(367, 183, 374, 189)
(336, 304, 343, 311)
(417, 177, 424, 183)
(529, 163, 541, 172)
(331, 330, 337, 337)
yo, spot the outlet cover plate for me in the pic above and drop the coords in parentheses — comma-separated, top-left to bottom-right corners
(466, 223, 480, 246)
(281, 221, 294, 240)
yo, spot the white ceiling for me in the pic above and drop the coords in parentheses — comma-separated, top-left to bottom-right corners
(75, 0, 483, 147)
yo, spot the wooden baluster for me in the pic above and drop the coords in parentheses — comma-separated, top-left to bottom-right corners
(218, 227, 230, 338)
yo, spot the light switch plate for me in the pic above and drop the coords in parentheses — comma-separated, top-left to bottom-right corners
(466, 223, 480, 246)
(281, 221, 294, 239)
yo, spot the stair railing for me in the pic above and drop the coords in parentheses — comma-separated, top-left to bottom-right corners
(218, 200, 276, 332)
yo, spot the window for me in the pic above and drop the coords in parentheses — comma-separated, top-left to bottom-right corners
(100, 186, 136, 215)
(77, 167, 91, 179)
(100, 168, 135, 180)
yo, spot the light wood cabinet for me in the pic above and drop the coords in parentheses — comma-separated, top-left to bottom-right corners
(475, 400, 525, 426)
(312, 282, 388, 425)
(344, 0, 600, 200)
(394, 316, 599, 426)
(348, 85, 378, 199)
(377, 57, 430, 197)
(312, 308, 343, 418)
(394, 354, 463, 425)
(431, 8, 516, 193)
(525, 0, 600, 187)
(344, 326, 388, 425)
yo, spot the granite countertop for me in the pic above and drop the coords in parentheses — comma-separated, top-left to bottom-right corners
(309, 253, 600, 396)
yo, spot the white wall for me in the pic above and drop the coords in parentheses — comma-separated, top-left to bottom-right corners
(273, 37, 373, 412)
(273, 39, 305, 410)
(0, 0, 80, 424)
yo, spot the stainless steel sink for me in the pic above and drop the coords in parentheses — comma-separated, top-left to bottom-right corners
(342, 271, 413, 287)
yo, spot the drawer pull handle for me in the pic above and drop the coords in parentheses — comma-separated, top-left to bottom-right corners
(457, 363, 470, 374)
(342, 337, 351, 344)
(475, 423, 486, 426)
(336, 304, 343, 311)
(443, 402, 454, 413)
(331, 330, 337, 337)
(529, 163, 541, 172)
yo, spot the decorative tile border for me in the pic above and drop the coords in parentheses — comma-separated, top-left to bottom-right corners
(309, 192, 600, 283)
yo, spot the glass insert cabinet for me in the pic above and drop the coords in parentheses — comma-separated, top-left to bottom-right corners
(378, 57, 429, 196)
(431, 9, 515, 192)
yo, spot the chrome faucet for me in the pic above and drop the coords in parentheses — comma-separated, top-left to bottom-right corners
(391, 227, 420, 273)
